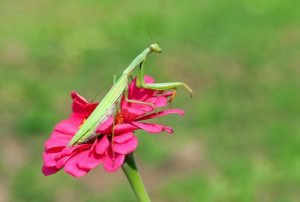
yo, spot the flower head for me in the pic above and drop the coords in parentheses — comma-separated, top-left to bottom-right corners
(42, 76, 184, 177)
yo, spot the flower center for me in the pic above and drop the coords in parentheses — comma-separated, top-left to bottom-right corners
(115, 112, 123, 124)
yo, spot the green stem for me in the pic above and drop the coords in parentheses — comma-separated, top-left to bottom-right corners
(122, 153, 151, 202)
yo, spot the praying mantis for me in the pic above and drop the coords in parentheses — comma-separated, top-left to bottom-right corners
(69, 44, 193, 146)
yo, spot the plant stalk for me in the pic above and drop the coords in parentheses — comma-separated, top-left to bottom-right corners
(122, 153, 151, 202)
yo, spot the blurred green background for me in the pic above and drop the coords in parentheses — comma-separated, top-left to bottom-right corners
(1, 0, 300, 201)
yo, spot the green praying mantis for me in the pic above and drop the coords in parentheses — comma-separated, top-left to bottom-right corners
(69, 44, 193, 146)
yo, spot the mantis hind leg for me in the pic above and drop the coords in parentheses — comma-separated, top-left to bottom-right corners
(136, 61, 193, 97)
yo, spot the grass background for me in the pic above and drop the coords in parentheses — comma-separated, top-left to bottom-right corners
(0, 0, 300, 201)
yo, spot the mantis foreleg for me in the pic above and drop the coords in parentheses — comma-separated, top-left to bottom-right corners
(136, 60, 193, 98)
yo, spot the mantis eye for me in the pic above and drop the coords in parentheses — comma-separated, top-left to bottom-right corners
(150, 44, 162, 53)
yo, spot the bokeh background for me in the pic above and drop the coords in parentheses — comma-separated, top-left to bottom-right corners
(1, 0, 300, 201)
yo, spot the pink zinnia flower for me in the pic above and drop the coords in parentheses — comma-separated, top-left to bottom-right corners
(42, 76, 184, 177)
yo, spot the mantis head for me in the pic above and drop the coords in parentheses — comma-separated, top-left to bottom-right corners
(150, 44, 162, 53)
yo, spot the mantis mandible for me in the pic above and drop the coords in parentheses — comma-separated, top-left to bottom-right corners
(69, 44, 193, 146)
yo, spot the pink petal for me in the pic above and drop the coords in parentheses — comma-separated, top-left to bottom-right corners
(127, 76, 156, 101)
(84, 103, 98, 117)
(45, 145, 64, 153)
(132, 122, 173, 134)
(77, 152, 103, 171)
(42, 165, 60, 176)
(136, 109, 185, 121)
(131, 122, 163, 133)
(60, 147, 78, 157)
(61, 144, 90, 157)
(152, 96, 168, 107)
(96, 116, 113, 134)
(55, 146, 86, 169)
(152, 123, 173, 134)
(54, 120, 78, 135)
(123, 107, 145, 117)
(89, 138, 99, 155)
(45, 136, 70, 151)
(143, 97, 157, 105)
(144, 75, 155, 84)
(114, 132, 134, 143)
(64, 151, 89, 178)
(121, 107, 145, 122)
(71, 91, 89, 105)
(113, 136, 138, 154)
(71, 91, 89, 114)
(162, 91, 173, 97)
(95, 136, 110, 154)
(56, 155, 71, 169)
(113, 123, 139, 134)
(68, 113, 85, 126)
(71, 91, 98, 117)
(50, 130, 73, 139)
(103, 151, 125, 172)
(56, 145, 86, 160)
(43, 151, 59, 167)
